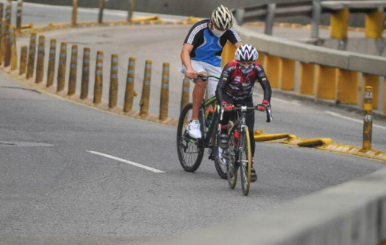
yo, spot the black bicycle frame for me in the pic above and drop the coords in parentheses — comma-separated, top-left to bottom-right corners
(200, 96, 219, 148)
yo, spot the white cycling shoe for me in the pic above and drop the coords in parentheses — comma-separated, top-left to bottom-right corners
(187, 120, 202, 139)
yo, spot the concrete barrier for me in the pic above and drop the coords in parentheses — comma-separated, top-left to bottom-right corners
(230, 23, 386, 114)
(150, 166, 386, 245)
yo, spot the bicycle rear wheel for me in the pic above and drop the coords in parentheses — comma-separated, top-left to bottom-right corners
(227, 127, 238, 189)
(239, 126, 252, 196)
(176, 103, 204, 172)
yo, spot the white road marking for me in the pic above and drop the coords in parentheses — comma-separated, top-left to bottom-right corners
(325, 111, 386, 130)
(88, 151, 165, 173)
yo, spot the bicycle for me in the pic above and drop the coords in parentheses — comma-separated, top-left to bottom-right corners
(176, 75, 228, 179)
(224, 104, 272, 196)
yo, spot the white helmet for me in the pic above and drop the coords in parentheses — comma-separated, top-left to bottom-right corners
(210, 5, 234, 30)
(235, 44, 259, 62)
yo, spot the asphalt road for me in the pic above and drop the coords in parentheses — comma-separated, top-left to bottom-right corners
(1, 3, 386, 244)
(0, 70, 384, 245)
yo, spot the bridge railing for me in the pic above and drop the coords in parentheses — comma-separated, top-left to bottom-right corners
(222, 23, 386, 115)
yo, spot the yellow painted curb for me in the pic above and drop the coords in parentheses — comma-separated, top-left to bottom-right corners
(131, 15, 161, 22)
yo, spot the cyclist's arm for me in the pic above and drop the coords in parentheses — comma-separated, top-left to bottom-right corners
(226, 27, 243, 48)
(256, 66, 272, 102)
(180, 44, 196, 78)
(216, 64, 232, 103)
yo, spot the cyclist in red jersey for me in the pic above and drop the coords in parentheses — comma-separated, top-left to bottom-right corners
(216, 44, 272, 182)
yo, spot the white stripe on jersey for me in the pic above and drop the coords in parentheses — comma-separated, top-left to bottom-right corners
(230, 27, 242, 42)
(187, 23, 207, 44)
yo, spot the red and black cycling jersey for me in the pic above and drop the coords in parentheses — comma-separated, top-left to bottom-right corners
(216, 60, 272, 103)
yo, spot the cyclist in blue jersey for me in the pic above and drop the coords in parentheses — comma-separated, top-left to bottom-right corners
(180, 5, 242, 139)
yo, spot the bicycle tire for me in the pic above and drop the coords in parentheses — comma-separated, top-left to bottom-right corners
(239, 126, 252, 196)
(213, 116, 227, 179)
(227, 127, 238, 189)
(176, 103, 204, 172)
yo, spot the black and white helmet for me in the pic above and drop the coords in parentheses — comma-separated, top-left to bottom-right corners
(210, 5, 234, 30)
(235, 44, 259, 62)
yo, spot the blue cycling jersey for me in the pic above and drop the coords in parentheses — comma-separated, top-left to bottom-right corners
(183, 19, 241, 67)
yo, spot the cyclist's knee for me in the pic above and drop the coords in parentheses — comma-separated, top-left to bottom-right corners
(195, 72, 208, 87)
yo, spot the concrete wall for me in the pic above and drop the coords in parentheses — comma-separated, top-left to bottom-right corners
(237, 24, 386, 76)
(149, 167, 386, 245)
(24, 0, 369, 19)
(320, 38, 386, 57)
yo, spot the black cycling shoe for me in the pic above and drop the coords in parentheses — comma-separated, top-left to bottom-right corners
(208, 147, 215, 161)
(250, 167, 257, 182)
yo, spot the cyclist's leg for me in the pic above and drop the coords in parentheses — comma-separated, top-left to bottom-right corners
(180, 61, 208, 121)
(220, 94, 234, 134)
(239, 98, 255, 157)
(202, 62, 221, 99)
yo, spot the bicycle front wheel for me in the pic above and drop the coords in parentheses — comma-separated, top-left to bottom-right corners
(227, 127, 238, 189)
(239, 126, 252, 196)
(213, 117, 227, 179)
(176, 103, 204, 172)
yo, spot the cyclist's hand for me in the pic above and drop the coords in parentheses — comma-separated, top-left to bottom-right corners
(221, 101, 233, 112)
(186, 68, 197, 79)
(257, 100, 270, 111)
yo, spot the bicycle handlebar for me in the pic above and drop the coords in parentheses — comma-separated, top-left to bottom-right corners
(220, 104, 273, 123)
(196, 74, 220, 81)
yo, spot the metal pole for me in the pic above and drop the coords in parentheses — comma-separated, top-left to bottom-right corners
(19, 45, 27, 75)
(362, 86, 373, 150)
(68, 45, 78, 96)
(57, 42, 67, 92)
(72, 0, 78, 26)
(80, 47, 90, 99)
(98, 0, 105, 24)
(16, 0, 23, 33)
(4, 26, 11, 67)
(180, 78, 190, 112)
(127, 0, 134, 22)
(47, 39, 56, 87)
(234, 9, 245, 26)
(26, 32, 37, 79)
(94, 51, 103, 104)
(35, 35, 45, 83)
(5, 0, 11, 34)
(109, 54, 119, 108)
(159, 62, 169, 120)
(311, 0, 321, 40)
(139, 60, 152, 117)
(10, 26, 17, 71)
(264, 3, 276, 35)
(124, 57, 136, 112)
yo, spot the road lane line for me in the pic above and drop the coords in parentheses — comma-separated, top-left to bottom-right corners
(325, 111, 386, 130)
(88, 151, 165, 173)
